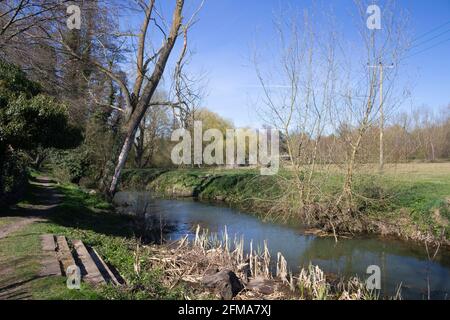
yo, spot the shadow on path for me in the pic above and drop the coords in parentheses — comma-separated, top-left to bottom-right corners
(0, 176, 62, 239)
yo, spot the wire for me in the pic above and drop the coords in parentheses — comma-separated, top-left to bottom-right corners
(412, 19, 450, 43)
(397, 20, 450, 62)
(402, 37, 450, 61)
(409, 28, 450, 50)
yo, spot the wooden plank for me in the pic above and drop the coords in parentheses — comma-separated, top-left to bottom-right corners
(40, 234, 61, 277)
(56, 236, 76, 275)
(90, 247, 123, 286)
(41, 234, 56, 252)
(72, 240, 106, 286)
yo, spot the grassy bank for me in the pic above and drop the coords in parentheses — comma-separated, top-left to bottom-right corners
(0, 174, 185, 299)
(0, 224, 102, 299)
(119, 163, 450, 243)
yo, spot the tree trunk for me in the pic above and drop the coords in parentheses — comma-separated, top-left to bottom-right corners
(430, 142, 435, 162)
(134, 124, 145, 168)
(108, 0, 184, 196)
(108, 132, 135, 196)
(33, 152, 47, 170)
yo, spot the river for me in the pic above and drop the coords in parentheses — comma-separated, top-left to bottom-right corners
(113, 191, 450, 300)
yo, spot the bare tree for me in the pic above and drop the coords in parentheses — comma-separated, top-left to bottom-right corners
(134, 91, 171, 168)
(252, 1, 410, 237)
(13, 0, 204, 195)
(335, 0, 410, 209)
(0, 0, 70, 46)
(252, 6, 341, 234)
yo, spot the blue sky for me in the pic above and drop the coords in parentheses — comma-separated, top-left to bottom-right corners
(178, 0, 450, 127)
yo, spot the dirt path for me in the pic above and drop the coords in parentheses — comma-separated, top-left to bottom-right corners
(0, 176, 63, 300)
(0, 177, 61, 238)
(0, 218, 42, 240)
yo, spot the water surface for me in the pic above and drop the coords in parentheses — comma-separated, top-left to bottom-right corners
(114, 191, 450, 300)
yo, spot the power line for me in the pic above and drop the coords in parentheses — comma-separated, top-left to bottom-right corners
(412, 19, 450, 43)
(400, 19, 450, 61)
(403, 36, 450, 61)
(410, 28, 450, 50)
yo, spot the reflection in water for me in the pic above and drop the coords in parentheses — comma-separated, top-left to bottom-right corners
(114, 191, 450, 300)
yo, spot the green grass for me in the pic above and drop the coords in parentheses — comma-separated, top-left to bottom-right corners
(359, 174, 450, 237)
(0, 176, 186, 300)
(0, 227, 101, 299)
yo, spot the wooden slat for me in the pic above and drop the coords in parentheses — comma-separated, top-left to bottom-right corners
(40, 234, 61, 277)
(90, 247, 123, 286)
(72, 240, 106, 286)
(56, 236, 76, 275)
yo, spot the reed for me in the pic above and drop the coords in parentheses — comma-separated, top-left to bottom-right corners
(145, 224, 396, 300)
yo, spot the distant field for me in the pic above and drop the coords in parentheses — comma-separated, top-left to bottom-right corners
(277, 162, 450, 182)
(376, 162, 450, 179)
(357, 162, 450, 179)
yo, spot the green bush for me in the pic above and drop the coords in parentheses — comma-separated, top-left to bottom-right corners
(0, 60, 83, 197)
(0, 151, 28, 204)
(50, 148, 91, 184)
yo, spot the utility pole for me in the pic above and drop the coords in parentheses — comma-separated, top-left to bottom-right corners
(368, 62, 394, 173)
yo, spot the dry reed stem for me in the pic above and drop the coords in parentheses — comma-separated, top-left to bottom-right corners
(142, 225, 390, 300)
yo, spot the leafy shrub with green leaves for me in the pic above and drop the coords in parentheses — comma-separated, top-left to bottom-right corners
(0, 59, 83, 199)
(0, 151, 28, 203)
(50, 148, 91, 184)
(2, 93, 82, 151)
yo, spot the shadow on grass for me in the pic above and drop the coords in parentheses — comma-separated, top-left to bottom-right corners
(1, 176, 135, 239)
(0, 275, 48, 293)
(45, 184, 135, 239)
(44, 203, 135, 239)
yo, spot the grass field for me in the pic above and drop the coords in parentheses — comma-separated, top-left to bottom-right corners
(355, 162, 450, 181)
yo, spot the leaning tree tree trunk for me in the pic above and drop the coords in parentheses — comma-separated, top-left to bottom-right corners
(109, 133, 136, 195)
(108, 0, 184, 196)
(134, 123, 145, 168)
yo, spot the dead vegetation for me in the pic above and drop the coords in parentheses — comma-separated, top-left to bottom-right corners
(139, 225, 390, 300)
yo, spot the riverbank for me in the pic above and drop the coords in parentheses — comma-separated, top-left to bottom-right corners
(119, 164, 450, 245)
(0, 173, 183, 299)
(0, 171, 380, 300)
